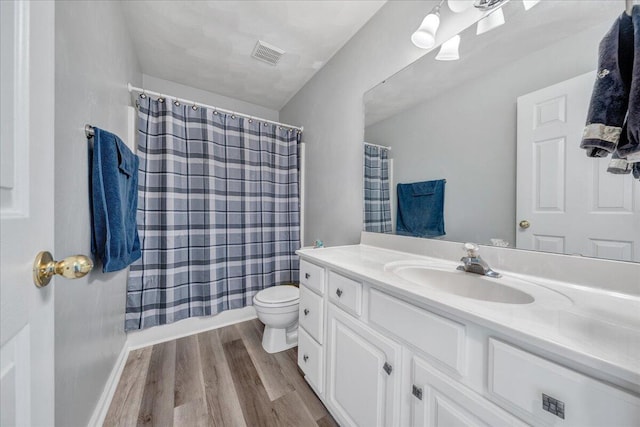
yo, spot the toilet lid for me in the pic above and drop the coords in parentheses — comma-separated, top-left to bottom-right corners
(254, 285, 299, 304)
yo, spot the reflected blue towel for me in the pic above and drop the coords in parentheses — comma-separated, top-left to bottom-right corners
(396, 179, 445, 238)
(90, 127, 141, 272)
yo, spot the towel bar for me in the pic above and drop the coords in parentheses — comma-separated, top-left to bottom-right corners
(85, 124, 95, 139)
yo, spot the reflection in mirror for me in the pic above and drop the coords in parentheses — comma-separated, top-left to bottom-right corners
(363, 142, 392, 233)
(363, 1, 640, 262)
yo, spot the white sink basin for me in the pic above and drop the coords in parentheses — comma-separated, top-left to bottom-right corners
(388, 264, 534, 304)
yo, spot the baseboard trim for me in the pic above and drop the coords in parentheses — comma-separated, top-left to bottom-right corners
(88, 343, 130, 427)
(88, 306, 258, 426)
(126, 306, 257, 350)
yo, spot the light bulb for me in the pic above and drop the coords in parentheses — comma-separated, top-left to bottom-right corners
(447, 0, 473, 13)
(476, 7, 505, 35)
(411, 12, 441, 49)
(436, 35, 461, 61)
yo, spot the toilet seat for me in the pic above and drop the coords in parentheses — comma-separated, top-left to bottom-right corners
(254, 285, 299, 308)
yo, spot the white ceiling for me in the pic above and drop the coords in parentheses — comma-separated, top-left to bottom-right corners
(122, 0, 386, 110)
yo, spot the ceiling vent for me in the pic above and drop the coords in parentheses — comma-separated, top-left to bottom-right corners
(251, 40, 285, 66)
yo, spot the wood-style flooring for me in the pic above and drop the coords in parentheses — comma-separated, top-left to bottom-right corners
(104, 319, 338, 427)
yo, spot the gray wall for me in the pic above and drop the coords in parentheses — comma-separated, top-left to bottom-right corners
(142, 74, 280, 121)
(365, 24, 608, 246)
(54, 2, 141, 426)
(280, 1, 481, 246)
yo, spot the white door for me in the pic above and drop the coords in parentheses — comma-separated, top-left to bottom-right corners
(326, 304, 401, 427)
(1, 1, 55, 426)
(516, 71, 640, 261)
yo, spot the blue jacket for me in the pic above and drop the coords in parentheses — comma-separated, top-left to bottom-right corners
(581, 6, 640, 180)
(90, 127, 141, 272)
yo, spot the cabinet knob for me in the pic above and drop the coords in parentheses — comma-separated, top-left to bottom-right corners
(412, 385, 423, 400)
(303, 354, 309, 363)
(304, 308, 310, 316)
(305, 273, 310, 279)
(336, 288, 343, 297)
(383, 362, 393, 375)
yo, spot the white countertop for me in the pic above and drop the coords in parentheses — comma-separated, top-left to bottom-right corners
(297, 244, 640, 393)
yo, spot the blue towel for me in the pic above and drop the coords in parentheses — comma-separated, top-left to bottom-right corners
(396, 179, 445, 238)
(90, 127, 141, 272)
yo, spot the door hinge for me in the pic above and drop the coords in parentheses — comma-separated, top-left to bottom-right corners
(383, 362, 393, 375)
(412, 385, 423, 400)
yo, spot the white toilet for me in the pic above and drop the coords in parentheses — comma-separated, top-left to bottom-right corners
(253, 285, 300, 353)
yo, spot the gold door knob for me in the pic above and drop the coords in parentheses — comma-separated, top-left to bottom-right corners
(519, 220, 531, 229)
(32, 251, 93, 288)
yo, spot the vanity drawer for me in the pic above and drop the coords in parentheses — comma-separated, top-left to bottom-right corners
(488, 338, 640, 426)
(300, 260, 325, 295)
(299, 285, 324, 343)
(369, 288, 466, 376)
(328, 271, 362, 317)
(298, 327, 323, 394)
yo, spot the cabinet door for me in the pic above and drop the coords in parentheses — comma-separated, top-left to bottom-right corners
(326, 304, 401, 427)
(412, 357, 526, 427)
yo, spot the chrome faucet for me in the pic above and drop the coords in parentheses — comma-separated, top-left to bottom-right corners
(456, 243, 501, 278)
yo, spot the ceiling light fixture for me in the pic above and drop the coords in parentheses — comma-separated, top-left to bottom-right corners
(476, 7, 505, 35)
(522, 0, 540, 11)
(473, 0, 509, 12)
(447, 0, 473, 13)
(411, 1, 445, 49)
(436, 35, 461, 61)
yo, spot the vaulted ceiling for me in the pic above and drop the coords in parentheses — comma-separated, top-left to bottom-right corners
(122, 1, 386, 110)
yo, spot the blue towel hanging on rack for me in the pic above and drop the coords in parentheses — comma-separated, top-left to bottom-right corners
(89, 127, 141, 272)
(396, 179, 446, 238)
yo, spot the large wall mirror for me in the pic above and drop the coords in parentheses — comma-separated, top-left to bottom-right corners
(364, 0, 640, 263)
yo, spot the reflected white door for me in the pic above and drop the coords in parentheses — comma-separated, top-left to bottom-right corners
(1, 1, 55, 426)
(517, 71, 640, 261)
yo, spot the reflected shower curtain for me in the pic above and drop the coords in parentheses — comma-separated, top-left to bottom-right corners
(363, 144, 392, 233)
(126, 97, 300, 330)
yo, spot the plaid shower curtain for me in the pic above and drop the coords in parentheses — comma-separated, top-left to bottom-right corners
(363, 144, 392, 233)
(126, 97, 300, 330)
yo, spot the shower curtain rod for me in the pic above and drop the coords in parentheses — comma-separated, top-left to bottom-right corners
(127, 83, 304, 133)
(364, 141, 392, 151)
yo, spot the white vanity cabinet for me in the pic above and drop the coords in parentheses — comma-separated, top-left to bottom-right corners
(326, 303, 401, 427)
(297, 255, 640, 427)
